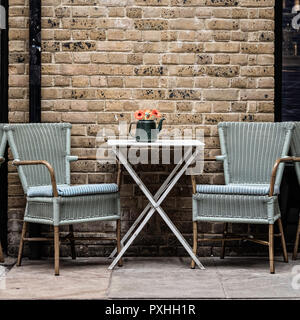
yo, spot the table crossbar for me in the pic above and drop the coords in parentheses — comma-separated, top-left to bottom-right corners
(108, 144, 205, 270)
(108, 154, 186, 259)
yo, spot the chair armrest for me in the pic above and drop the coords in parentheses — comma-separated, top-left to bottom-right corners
(12, 160, 59, 197)
(77, 156, 97, 160)
(66, 156, 78, 162)
(0, 157, 5, 164)
(203, 156, 225, 161)
(215, 155, 226, 162)
(269, 157, 300, 197)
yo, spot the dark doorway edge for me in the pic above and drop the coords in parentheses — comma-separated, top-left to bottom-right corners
(0, 0, 8, 253)
(28, 0, 42, 259)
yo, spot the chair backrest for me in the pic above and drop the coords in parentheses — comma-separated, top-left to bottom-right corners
(5, 123, 72, 194)
(0, 124, 7, 160)
(218, 122, 294, 187)
(291, 122, 300, 185)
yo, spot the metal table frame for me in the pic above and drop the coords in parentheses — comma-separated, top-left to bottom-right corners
(107, 139, 205, 270)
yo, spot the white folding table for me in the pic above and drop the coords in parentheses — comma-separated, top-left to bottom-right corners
(107, 139, 205, 270)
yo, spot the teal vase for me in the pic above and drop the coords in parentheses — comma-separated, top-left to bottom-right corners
(129, 118, 165, 142)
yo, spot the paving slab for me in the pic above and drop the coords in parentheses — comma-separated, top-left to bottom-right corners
(108, 257, 227, 299)
(212, 256, 300, 299)
(0, 257, 111, 300)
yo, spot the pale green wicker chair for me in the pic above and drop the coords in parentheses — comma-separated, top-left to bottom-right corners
(191, 122, 295, 273)
(291, 122, 300, 260)
(4, 123, 122, 275)
(0, 124, 7, 263)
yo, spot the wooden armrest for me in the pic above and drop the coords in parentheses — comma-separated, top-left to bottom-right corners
(12, 160, 59, 197)
(269, 157, 300, 197)
(204, 156, 225, 161)
(77, 156, 97, 160)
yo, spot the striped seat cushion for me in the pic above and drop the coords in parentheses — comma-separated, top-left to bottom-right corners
(27, 184, 118, 197)
(196, 184, 280, 196)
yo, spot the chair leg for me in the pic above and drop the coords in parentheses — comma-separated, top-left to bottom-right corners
(0, 241, 4, 263)
(69, 225, 76, 260)
(17, 221, 27, 267)
(54, 226, 60, 276)
(116, 220, 123, 267)
(191, 221, 197, 269)
(269, 224, 275, 274)
(293, 216, 300, 260)
(221, 223, 228, 260)
(278, 218, 288, 263)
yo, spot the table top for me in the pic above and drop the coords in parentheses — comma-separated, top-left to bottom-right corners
(107, 139, 204, 147)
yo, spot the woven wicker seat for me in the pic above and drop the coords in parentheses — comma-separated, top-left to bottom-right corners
(196, 184, 280, 196)
(292, 122, 300, 260)
(191, 122, 295, 273)
(27, 183, 119, 197)
(4, 123, 123, 275)
(0, 124, 7, 263)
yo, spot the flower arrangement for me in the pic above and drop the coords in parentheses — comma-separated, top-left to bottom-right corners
(134, 109, 162, 121)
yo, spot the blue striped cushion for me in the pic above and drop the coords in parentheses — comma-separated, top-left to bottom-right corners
(27, 184, 118, 197)
(196, 184, 280, 196)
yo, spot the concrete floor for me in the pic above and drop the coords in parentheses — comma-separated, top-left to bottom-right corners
(0, 255, 300, 299)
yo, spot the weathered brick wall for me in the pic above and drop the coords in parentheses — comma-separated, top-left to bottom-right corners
(7, 0, 275, 257)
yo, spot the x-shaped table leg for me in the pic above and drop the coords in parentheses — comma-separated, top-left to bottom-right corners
(108, 146, 205, 270)
(109, 147, 191, 259)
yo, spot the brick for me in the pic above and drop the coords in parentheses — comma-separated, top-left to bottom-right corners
(90, 30, 106, 40)
(134, 66, 165, 76)
(134, 19, 168, 31)
(62, 41, 96, 51)
(213, 55, 230, 64)
(205, 0, 239, 6)
(204, 42, 240, 53)
(197, 54, 213, 65)
(206, 66, 239, 77)
(62, 112, 97, 124)
(241, 66, 274, 77)
(240, 89, 274, 101)
(54, 30, 71, 40)
(55, 52, 72, 63)
(203, 89, 239, 101)
(134, 89, 165, 100)
(169, 18, 204, 30)
(167, 89, 201, 100)
(126, 8, 142, 18)
(55, 7, 70, 18)
(72, 76, 90, 87)
(206, 19, 239, 30)
(240, 20, 274, 32)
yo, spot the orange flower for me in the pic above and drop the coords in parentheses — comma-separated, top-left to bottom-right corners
(151, 109, 161, 118)
(134, 110, 145, 120)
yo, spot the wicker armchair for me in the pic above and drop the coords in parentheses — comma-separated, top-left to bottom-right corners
(4, 123, 122, 275)
(292, 122, 300, 260)
(191, 122, 296, 273)
(0, 124, 7, 263)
